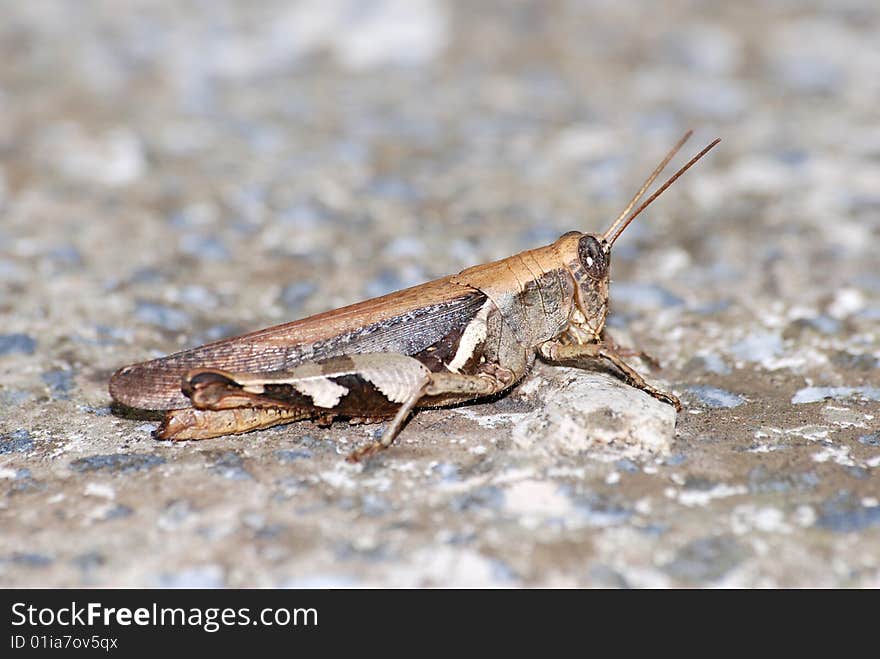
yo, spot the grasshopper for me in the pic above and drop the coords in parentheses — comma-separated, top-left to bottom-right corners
(110, 131, 719, 461)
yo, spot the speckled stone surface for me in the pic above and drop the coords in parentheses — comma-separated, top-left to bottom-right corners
(1, 0, 879, 587)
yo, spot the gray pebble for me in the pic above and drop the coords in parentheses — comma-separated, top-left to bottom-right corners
(295, 435, 332, 451)
(368, 177, 419, 201)
(662, 536, 748, 584)
(333, 539, 389, 562)
(158, 500, 195, 529)
(845, 466, 868, 480)
(569, 491, 633, 527)
(279, 281, 317, 311)
(0, 333, 36, 355)
(274, 448, 313, 463)
(42, 369, 75, 399)
(774, 56, 842, 94)
(747, 467, 819, 494)
(135, 301, 191, 332)
(450, 486, 504, 512)
(273, 476, 307, 501)
(610, 282, 684, 309)
(277, 202, 323, 228)
(856, 306, 880, 321)
(637, 523, 669, 536)
(518, 226, 561, 247)
(156, 565, 225, 588)
(189, 324, 242, 345)
(279, 575, 359, 589)
(729, 332, 783, 363)
(682, 477, 717, 491)
(0, 430, 34, 454)
(690, 300, 733, 315)
(71, 552, 105, 571)
(683, 80, 747, 119)
(79, 405, 112, 416)
(46, 244, 83, 270)
(589, 564, 630, 588)
(490, 559, 518, 583)
(792, 386, 880, 404)
(253, 523, 286, 540)
(102, 505, 134, 520)
(383, 236, 426, 259)
(615, 458, 640, 473)
(0, 259, 24, 281)
(70, 453, 166, 474)
(210, 451, 253, 481)
(815, 493, 880, 533)
(685, 385, 745, 409)
(128, 267, 165, 285)
(8, 477, 46, 494)
(686, 353, 731, 375)
(179, 234, 231, 261)
(830, 351, 878, 371)
(8, 553, 53, 568)
(178, 285, 218, 309)
(361, 494, 392, 517)
(364, 267, 425, 298)
(432, 462, 460, 482)
(0, 390, 32, 406)
(802, 315, 841, 334)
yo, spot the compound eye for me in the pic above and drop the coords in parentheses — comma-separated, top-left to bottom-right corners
(578, 235, 607, 278)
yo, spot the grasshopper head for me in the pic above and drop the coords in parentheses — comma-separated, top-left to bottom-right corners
(558, 131, 720, 344)
(551, 231, 611, 343)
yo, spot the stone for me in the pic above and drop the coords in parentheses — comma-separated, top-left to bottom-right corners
(511, 368, 676, 460)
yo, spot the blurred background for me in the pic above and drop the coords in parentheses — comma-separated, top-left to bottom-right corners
(1, 1, 879, 587)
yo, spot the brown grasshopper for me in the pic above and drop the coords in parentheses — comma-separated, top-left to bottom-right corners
(110, 131, 719, 461)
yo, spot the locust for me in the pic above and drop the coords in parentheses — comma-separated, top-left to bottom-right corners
(110, 130, 719, 462)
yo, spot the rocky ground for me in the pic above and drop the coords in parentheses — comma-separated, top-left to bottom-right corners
(1, 0, 878, 587)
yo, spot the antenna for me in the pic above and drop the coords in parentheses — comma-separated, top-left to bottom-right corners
(602, 134, 721, 248)
(601, 130, 693, 244)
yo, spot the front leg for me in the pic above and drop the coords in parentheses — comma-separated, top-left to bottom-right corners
(538, 339, 680, 410)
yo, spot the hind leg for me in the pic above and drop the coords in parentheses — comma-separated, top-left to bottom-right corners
(345, 369, 515, 462)
(156, 406, 312, 440)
